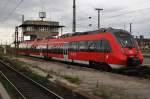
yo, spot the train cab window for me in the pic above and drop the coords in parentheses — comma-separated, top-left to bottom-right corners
(114, 31, 137, 49)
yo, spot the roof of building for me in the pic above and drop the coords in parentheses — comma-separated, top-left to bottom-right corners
(19, 20, 65, 27)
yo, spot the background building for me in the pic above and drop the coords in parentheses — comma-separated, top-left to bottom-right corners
(136, 35, 150, 50)
(19, 20, 64, 40)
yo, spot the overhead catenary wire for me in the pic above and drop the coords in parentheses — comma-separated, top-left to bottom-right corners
(105, 7, 150, 19)
(0, 0, 10, 15)
(73, 6, 150, 30)
(1, 0, 23, 23)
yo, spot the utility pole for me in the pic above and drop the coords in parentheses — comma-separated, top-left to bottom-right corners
(123, 23, 126, 31)
(73, 0, 76, 32)
(1, 40, 2, 46)
(6, 41, 7, 46)
(22, 15, 24, 24)
(129, 23, 132, 34)
(95, 8, 103, 29)
(14, 26, 19, 50)
(21, 15, 24, 41)
(60, 27, 63, 37)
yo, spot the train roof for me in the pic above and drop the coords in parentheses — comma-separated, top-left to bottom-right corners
(20, 27, 130, 45)
(60, 27, 130, 38)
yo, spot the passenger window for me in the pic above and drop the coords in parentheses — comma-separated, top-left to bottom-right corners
(87, 40, 101, 52)
(88, 41, 95, 52)
(79, 41, 87, 51)
(95, 40, 101, 51)
(101, 40, 111, 52)
(69, 42, 78, 52)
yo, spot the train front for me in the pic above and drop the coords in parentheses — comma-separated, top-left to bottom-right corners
(112, 30, 143, 67)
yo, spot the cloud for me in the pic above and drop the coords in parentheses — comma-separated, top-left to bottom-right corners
(0, 0, 150, 44)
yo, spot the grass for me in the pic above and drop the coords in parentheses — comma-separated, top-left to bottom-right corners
(21, 60, 81, 85)
(93, 83, 112, 99)
(24, 60, 81, 85)
(30, 67, 49, 77)
(93, 82, 142, 99)
(47, 69, 81, 85)
(36, 67, 81, 85)
(61, 75, 80, 85)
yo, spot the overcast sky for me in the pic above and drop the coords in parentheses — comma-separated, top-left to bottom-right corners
(0, 0, 150, 44)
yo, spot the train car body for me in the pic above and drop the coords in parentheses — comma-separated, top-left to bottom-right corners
(18, 28, 143, 69)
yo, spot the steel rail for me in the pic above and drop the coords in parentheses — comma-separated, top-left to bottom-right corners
(0, 71, 26, 99)
(0, 60, 64, 99)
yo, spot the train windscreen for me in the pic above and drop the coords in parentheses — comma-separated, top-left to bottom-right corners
(114, 32, 138, 49)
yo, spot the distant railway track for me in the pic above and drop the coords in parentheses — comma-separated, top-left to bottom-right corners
(39, 57, 150, 80)
(69, 62, 150, 80)
(0, 60, 64, 99)
(113, 66, 150, 79)
(81, 64, 150, 80)
(73, 62, 150, 80)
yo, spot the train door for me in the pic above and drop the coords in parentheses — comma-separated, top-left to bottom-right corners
(37, 45, 42, 57)
(40, 48, 42, 56)
(101, 39, 111, 63)
(46, 44, 48, 58)
(98, 40, 105, 62)
(63, 42, 69, 60)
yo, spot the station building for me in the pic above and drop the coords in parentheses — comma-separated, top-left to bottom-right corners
(19, 20, 64, 40)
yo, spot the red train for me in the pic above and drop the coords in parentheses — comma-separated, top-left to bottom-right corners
(18, 28, 143, 69)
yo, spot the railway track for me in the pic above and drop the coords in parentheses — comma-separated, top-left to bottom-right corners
(113, 66, 150, 79)
(78, 63, 150, 80)
(83, 64, 150, 79)
(0, 60, 64, 99)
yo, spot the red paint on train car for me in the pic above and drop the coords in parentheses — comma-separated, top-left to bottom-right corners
(18, 28, 143, 69)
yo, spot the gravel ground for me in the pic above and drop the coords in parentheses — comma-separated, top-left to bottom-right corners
(17, 57, 150, 99)
(0, 83, 11, 99)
